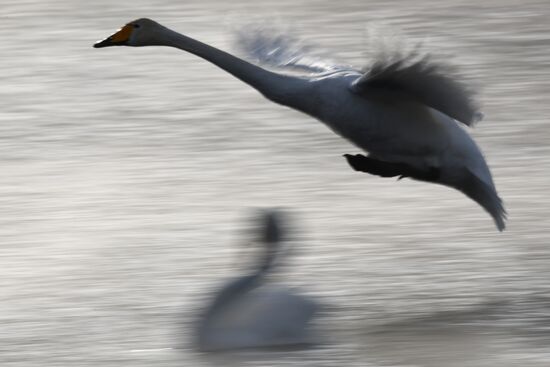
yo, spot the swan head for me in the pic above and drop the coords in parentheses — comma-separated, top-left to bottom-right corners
(93, 18, 162, 48)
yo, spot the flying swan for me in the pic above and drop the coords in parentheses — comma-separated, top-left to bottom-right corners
(193, 210, 318, 351)
(94, 18, 506, 231)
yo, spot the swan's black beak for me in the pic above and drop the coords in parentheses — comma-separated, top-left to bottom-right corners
(93, 24, 133, 48)
(93, 37, 117, 48)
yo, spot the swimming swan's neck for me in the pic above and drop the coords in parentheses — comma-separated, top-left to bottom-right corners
(155, 27, 312, 109)
(198, 248, 277, 329)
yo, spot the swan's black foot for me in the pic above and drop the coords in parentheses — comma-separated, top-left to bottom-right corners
(343, 154, 440, 182)
(343, 154, 403, 177)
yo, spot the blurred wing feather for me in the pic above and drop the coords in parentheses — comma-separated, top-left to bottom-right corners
(234, 26, 352, 74)
(351, 52, 482, 126)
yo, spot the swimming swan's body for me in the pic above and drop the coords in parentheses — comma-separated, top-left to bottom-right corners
(94, 19, 506, 231)
(194, 211, 318, 351)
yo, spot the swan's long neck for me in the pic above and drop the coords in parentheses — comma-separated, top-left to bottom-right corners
(202, 248, 276, 315)
(198, 244, 277, 333)
(197, 251, 274, 347)
(155, 26, 312, 109)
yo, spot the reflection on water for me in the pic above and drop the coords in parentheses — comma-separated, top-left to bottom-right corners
(1, 0, 550, 366)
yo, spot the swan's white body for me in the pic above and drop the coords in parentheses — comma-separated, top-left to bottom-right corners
(194, 211, 318, 351)
(304, 71, 493, 183)
(198, 281, 317, 351)
(94, 19, 506, 231)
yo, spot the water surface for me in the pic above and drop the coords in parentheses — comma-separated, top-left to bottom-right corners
(1, 0, 550, 366)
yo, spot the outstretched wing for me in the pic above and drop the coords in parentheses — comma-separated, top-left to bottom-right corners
(234, 25, 352, 74)
(350, 52, 482, 126)
(236, 25, 482, 125)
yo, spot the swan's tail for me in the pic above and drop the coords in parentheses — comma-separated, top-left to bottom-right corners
(451, 168, 507, 231)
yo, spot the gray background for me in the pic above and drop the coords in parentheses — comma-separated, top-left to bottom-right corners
(1, 0, 549, 366)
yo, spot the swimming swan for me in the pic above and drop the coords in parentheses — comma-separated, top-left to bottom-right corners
(94, 19, 506, 231)
(193, 211, 318, 351)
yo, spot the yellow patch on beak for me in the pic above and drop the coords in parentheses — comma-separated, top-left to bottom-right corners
(110, 24, 133, 43)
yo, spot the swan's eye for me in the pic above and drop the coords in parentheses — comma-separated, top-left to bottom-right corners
(133, 24, 141, 28)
